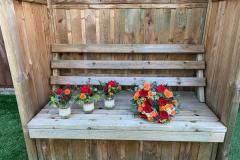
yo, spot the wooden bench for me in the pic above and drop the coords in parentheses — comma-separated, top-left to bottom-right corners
(27, 44, 227, 142)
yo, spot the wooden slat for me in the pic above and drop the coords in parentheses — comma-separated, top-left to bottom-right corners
(22, 0, 47, 4)
(52, 3, 208, 9)
(197, 54, 205, 102)
(50, 76, 206, 86)
(237, 84, 240, 91)
(51, 44, 205, 53)
(51, 60, 206, 70)
(51, 0, 208, 4)
(29, 129, 225, 142)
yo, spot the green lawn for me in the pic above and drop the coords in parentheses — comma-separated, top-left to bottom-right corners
(0, 95, 239, 160)
(0, 95, 27, 160)
(230, 111, 240, 160)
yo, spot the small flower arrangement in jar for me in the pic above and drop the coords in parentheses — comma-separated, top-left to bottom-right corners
(50, 85, 72, 119)
(75, 85, 100, 113)
(100, 80, 121, 109)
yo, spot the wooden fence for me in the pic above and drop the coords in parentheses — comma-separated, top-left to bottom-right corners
(0, 0, 240, 160)
(0, 28, 12, 87)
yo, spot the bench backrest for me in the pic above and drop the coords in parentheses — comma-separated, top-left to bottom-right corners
(50, 44, 206, 102)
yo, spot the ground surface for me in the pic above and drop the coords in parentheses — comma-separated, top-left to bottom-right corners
(0, 95, 239, 160)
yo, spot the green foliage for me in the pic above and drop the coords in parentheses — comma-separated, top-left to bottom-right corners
(49, 86, 72, 109)
(99, 80, 121, 99)
(75, 85, 101, 105)
(75, 93, 101, 105)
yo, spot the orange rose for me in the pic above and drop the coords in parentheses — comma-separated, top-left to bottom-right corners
(143, 82, 151, 91)
(148, 91, 153, 97)
(164, 89, 173, 98)
(133, 91, 140, 100)
(64, 89, 71, 95)
(172, 100, 178, 105)
(138, 106, 143, 112)
(147, 116, 154, 121)
(166, 104, 174, 109)
(171, 110, 176, 116)
(159, 105, 166, 111)
(80, 93, 86, 100)
(151, 111, 158, 117)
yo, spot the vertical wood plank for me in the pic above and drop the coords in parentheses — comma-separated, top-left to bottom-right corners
(197, 143, 213, 160)
(125, 141, 141, 160)
(142, 141, 158, 160)
(197, 54, 205, 102)
(0, 28, 12, 87)
(160, 142, 172, 160)
(173, 8, 187, 43)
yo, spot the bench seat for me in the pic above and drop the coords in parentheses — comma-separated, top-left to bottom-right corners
(27, 91, 226, 142)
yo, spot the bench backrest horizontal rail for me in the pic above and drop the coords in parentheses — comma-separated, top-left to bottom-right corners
(51, 0, 208, 5)
(51, 60, 206, 70)
(52, 3, 208, 9)
(52, 44, 205, 54)
(51, 76, 206, 87)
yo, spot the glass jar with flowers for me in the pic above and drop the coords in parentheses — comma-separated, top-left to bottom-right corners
(100, 80, 121, 109)
(50, 85, 72, 119)
(75, 85, 100, 113)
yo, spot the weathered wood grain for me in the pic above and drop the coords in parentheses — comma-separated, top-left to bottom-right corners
(0, 0, 50, 159)
(52, 3, 208, 9)
(0, 27, 12, 87)
(52, 44, 205, 53)
(28, 92, 226, 142)
(51, 76, 206, 86)
(29, 129, 226, 142)
(205, 1, 240, 159)
(51, 0, 208, 4)
(22, 0, 47, 4)
(51, 60, 205, 69)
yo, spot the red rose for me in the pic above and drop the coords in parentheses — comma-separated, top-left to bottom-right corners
(108, 80, 117, 87)
(56, 88, 62, 95)
(139, 113, 147, 119)
(80, 85, 92, 94)
(139, 90, 148, 97)
(158, 97, 166, 106)
(159, 111, 169, 120)
(156, 84, 166, 93)
(143, 100, 153, 113)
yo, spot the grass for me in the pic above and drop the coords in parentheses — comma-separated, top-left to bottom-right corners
(0, 95, 28, 160)
(229, 111, 240, 160)
(0, 94, 239, 160)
